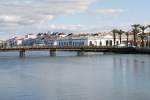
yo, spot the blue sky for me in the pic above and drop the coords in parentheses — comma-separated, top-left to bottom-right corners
(0, 0, 150, 40)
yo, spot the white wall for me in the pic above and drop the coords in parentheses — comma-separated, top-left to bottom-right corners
(88, 39, 101, 46)
(16, 40, 23, 45)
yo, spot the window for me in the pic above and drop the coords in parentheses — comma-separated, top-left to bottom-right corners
(89, 41, 93, 46)
(99, 41, 102, 46)
(106, 40, 109, 46)
(110, 40, 112, 46)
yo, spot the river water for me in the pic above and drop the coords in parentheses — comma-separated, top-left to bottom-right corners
(0, 51, 150, 100)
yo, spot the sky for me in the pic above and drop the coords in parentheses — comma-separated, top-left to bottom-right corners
(0, 0, 150, 40)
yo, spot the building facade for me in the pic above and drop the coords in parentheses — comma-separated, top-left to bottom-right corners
(6, 32, 129, 47)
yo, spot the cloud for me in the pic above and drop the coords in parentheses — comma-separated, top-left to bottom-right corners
(0, 0, 95, 26)
(0, 15, 18, 22)
(96, 8, 124, 16)
(49, 24, 86, 30)
(0, 0, 98, 39)
(48, 24, 114, 33)
(0, 15, 20, 25)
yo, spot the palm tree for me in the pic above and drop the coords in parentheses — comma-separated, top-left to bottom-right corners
(112, 29, 119, 46)
(125, 32, 129, 46)
(147, 25, 150, 47)
(147, 25, 150, 28)
(138, 25, 149, 47)
(118, 30, 124, 44)
(131, 24, 140, 46)
(138, 34, 146, 47)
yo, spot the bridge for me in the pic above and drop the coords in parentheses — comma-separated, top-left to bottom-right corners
(0, 46, 150, 57)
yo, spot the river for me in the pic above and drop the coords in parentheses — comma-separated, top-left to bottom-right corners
(0, 51, 150, 100)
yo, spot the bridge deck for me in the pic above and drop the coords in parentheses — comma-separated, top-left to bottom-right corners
(0, 46, 150, 54)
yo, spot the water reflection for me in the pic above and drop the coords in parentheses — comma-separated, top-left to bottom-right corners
(113, 55, 150, 99)
(0, 53, 150, 100)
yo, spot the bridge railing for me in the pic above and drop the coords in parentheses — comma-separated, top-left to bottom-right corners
(0, 45, 134, 50)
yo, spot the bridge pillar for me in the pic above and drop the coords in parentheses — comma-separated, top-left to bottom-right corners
(77, 51, 84, 56)
(19, 50, 25, 57)
(49, 49, 56, 56)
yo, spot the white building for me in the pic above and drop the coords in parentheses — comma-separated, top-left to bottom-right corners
(7, 32, 128, 47)
(100, 34, 120, 46)
(7, 36, 24, 46)
(23, 34, 37, 46)
(56, 36, 102, 47)
(57, 33, 67, 38)
(24, 34, 37, 40)
(55, 33, 126, 47)
(0, 40, 4, 48)
(16, 39, 23, 46)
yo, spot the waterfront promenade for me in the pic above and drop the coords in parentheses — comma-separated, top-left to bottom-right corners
(0, 46, 150, 57)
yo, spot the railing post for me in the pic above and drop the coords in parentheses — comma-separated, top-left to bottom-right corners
(49, 49, 56, 56)
(19, 50, 25, 57)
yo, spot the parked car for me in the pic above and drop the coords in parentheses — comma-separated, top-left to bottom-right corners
(33, 43, 45, 46)
(128, 45, 138, 48)
(117, 43, 126, 47)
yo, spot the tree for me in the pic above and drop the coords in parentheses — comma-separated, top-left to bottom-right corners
(138, 25, 149, 47)
(131, 24, 140, 46)
(112, 29, 119, 46)
(125, 32, 129, 46)
(147, 25, 150, 47)
(118, 30, 125, 44)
